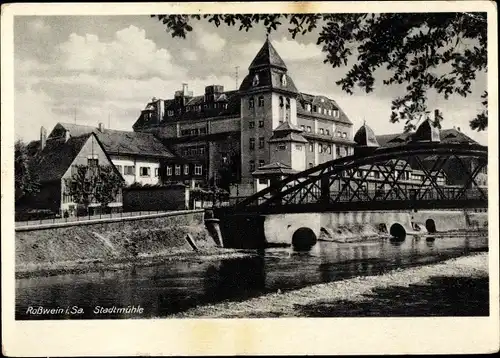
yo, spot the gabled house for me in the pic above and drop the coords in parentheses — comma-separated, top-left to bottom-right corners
(17, 130, 124, 216)
(47, 122, 203, 187)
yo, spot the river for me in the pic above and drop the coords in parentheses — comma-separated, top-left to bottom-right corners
(16, 233, 487, 320)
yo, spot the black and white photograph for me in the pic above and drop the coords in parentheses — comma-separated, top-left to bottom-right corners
(2, 1, 498, 356)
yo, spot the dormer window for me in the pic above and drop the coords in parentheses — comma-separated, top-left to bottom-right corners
(306, 103, 311, 112)
(252, 74, 260, 86)
(333, 109, 339, 118)
(281, 74, 287, 86)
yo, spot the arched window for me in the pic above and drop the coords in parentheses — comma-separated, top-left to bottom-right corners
(258, 96, 264, 107)
(249, 97, 255, 109)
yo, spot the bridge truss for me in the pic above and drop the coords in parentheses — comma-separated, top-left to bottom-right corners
(233, 142, 488, 214)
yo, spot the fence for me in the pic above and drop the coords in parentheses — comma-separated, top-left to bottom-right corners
(14, 210, 170, 228)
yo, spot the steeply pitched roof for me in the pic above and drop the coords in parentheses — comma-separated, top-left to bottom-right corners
(269, 121, 308, 143)
(53, 123, 176, 158)
(297, 93, 352, 125)
(376, 128, 478, 147)
(239, 68, 299, 94)
(28, 134, 93, 182)
(274, 121, 303, 132)
(251, 162, 299, 176)
(354, 124, 380, 147)
(249, 38, 287, 71)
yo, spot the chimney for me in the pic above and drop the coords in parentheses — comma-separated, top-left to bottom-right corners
(182, 83, 188, 95)
(65, 129, 71, 142)
(98, 122, 105, 132)
(40, 126, 47, 150)
(457, 127, 461, 132)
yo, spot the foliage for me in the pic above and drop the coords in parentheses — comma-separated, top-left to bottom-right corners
(152, 13, 487, 132)
(15, 140, 40, 200)
(65, 165, 124, 207)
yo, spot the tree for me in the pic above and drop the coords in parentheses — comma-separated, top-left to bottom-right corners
(15, 139, 39, 201)
(65, 164, 124, 212)
(152, 13, 487, 132)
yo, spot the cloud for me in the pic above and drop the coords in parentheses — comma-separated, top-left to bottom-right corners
(56, 25, 186, 80)
(182, 49, 197, 61)
(27, 18, 50, 33)
(196, 31, 226, 53)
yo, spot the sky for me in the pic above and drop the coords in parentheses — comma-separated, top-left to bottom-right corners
(13, 15, 488, 145)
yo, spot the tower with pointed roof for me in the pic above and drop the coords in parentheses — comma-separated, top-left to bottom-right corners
(239, 37, 301, 183)
(268, 121, 308, 172)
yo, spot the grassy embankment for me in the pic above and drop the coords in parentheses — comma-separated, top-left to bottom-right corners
(171, 252, 489, 318)
(15, 213, 254, 278)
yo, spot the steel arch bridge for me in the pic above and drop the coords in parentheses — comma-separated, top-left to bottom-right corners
(230, 142, 488, 215)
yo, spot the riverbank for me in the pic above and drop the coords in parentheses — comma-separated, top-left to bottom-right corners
(171, 252, 489, 318)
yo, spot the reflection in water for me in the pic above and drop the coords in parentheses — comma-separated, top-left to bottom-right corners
(16, 234, 487, 320)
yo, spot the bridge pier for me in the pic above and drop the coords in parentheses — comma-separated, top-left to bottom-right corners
(213, 209, 488, 248)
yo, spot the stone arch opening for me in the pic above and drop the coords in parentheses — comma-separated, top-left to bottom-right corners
(389, 223, 406, 241)
(425, 219, 436, 233)
(292, 227, 317, 251)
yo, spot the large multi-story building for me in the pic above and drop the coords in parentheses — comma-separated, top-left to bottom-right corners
(132, 38, 356, 192)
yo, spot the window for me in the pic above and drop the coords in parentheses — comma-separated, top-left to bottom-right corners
(307, 126, 311, 133)
(155, 168, 159, 177)
(175, 165, 181, 176)
(320, 128, 324, 135)
(326, 129, 330, 136)
(88, 158, 98, 167)
(259, 178, 268, 185)
(278, 144, 286, 150)
(199, 127, 207, 135)
(259, 137, 265, 149)
(259, 160, 265, 168)
(249, 160, 255, 172)
(295, 144, 303, 151)
(328, 109, 332, 116)
(279, 96, 284, 107)
(124, 166, 135, 176)
(374, 172, 380, 179)
(167, 110, 174, 116)
(313, 105, 317, 112)
(249, 121, 255, 129)
(327, 145, 332, 154)
(249, 97, 255, 109)
(337, 131, 342, 137)
(281, 74, 287, 86)
(336, 146, 341, 157)
(182, 148, 189, 156)
(342, 132, 347, 138)
(252, 74, 260, 86)
(309, 143, 314, 152)
(307, 104, 312, 112)
(259, 120, 264, 128)
(184, 165, 189, 175)
(166, 166, 172, 176)
(194, 164, 203, 175)
(301, 125, 305, 131)
(115, 165, 123, 174)
(258, 96, 264, 107)
(333, 110, 339, 118)
(140, 167, 150, 177)
(309, 163, 313, 168)
(286, 98, 290, 109)
(319, 145, 323, 153)
(249, 138, 255, 150)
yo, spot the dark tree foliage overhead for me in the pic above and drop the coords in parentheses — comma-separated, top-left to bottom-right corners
(152, 13, 487, 132)
(15, 140, 40, 201)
